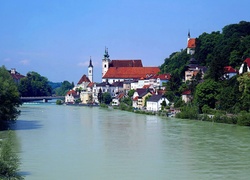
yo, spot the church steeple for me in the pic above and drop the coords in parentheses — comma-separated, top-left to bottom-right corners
(88, 56, 93, 68)
(104, 47, 109, 58)
(102, 47, 110, 78)
(88, 56, 93, 82)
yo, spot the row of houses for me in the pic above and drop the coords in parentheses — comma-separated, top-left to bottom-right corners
(65, 71, 171, 111)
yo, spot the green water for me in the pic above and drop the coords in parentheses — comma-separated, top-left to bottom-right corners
(4, 103, 250, 179)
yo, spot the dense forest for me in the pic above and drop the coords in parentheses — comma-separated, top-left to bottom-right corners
(159, 21, 250, 122)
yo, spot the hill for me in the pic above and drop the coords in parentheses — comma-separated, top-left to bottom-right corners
(159, 21, 250, 117)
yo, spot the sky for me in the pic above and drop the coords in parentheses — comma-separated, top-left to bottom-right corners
(1, 0, 250, 83)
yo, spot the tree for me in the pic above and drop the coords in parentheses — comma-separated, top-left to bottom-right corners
(18, 71, 52, 97)
(102, 92, 112, 104)
(237, 72, 250, 112)
(217, 76, 241, 113)
(54, 81, 74, 96)
(0, 132, 24, 179)
(194, 79, 220, 111)
(127, 89, 135, 97)
(97, 88, 103, 104)
(121, 97, 132, 106)
(0, 66, 21, 126)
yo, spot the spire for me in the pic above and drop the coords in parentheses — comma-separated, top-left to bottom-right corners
(188, 30, 190, 38)
(88, 56, 93, 68)
(104, 47, 109, 58)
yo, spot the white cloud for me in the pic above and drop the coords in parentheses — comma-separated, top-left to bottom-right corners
(77, 61, 89, 67)
(19, 59, 30, 65)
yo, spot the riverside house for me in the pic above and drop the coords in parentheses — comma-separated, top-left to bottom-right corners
(146, 94, 169, 111)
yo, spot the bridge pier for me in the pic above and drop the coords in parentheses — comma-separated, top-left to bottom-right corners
(43, 99, 48, 103)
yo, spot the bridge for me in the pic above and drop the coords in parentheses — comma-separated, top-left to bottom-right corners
(20, 96, 65, 102)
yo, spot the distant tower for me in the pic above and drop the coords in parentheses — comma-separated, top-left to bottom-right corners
(187, 30, 190, 42)
(187, 30, 196, 55)
(102, 47, 110, 77)
(88, 56, 93, 82)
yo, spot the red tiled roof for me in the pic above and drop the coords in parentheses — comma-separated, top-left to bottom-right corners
(110, 60, 143, 67)
(103, 67, 160, 79)
(182, 90, 191, 95)
(187, 38, 196, 48)
(156, 73, 171, 80)
(143, 85, 151, 89)
(224, 66, 237, 73)
(67, 90, 77, 95)
(117, 93, 125, 99)
(77, 74, 91, 84)
(11, 74, 25, 80)
(87, 82, 94, 88)
(133, 96, 138, 101)
(156, 89, 166, 95)
(244, 58, 250, 67)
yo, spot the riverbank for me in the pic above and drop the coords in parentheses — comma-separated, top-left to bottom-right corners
(100, 103, 250, 126)
(175, 105, 250, 126)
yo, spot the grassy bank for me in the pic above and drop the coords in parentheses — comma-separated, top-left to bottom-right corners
(176, 105, 250, 126)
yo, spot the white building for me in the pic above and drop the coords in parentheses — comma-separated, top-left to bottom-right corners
(146, 95, 169, 111)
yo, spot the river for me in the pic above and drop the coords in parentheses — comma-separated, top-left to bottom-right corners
(3, 103, 250, 179)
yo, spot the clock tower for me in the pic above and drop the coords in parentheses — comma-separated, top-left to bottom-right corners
(88, 57, 93, 82)
(102, 47, 110, 77)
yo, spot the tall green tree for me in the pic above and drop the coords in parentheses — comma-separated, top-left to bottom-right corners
(194, 79, 220, 112)
(0, 132, 24, 179)
(237, 72, 250, 112)
(18, 71, 52, 97)
(97, 88, 103, 104)
(217, 76, 241, 113)
(102, 92, 112, 105)
(0, 66, 21, 125)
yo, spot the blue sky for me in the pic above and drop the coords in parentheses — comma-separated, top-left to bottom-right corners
(1, 0, 250, 83)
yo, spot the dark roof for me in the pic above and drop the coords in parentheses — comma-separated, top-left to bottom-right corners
(96, 81, 111, 87)
(88, 59, 93, 68)
(110, 60, 143, 67)
(148, 95, 165, 102)
(136, 88, 152, 97)
(8, 69, 25, 80)
(112, 81, 123, 87)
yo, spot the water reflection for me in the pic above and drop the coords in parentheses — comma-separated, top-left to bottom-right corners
(10, 120, 42, 130)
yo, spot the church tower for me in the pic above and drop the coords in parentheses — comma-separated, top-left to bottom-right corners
(88, 56, 93, 82)
(187, 30, 190, 42)
(102, 47, 110, 77)
(187, 30, 196, 55)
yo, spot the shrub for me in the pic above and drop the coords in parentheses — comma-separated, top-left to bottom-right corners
(56, 99, 63, 105)
(176, 105, 198, 119)
(237, 112, 250, 126)
(100, 103, 108, 108)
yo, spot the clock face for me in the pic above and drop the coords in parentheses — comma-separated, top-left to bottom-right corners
(89, 70, 91, 73)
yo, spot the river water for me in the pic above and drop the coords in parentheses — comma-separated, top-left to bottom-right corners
(4, 103, 250, 179)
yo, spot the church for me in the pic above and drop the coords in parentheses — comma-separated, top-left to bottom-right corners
(187, 31, 196, 55)
(101, 48, 160, 84)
